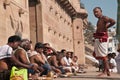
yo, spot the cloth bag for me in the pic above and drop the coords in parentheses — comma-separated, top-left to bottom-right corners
(10, 66, 28, 80)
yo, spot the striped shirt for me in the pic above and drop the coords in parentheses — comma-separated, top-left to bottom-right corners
(0, 45, 13, 60)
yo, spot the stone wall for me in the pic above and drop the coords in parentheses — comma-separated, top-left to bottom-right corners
(42, 0, 73, 51)
(0, 0, 30, 45)
(0, 0, 88, 64)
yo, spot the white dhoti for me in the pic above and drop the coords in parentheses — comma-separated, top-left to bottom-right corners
(94, 39, 108, 59)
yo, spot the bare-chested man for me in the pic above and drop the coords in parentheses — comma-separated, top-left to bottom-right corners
(43, 43, 64, 74)
(93, 7, 115, 76)
(29, 42, 51, 76)
(0, 35, 34, 80)
(14, 39, 41, 74)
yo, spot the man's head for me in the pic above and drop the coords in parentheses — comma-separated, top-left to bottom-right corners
(20, 39, 32, 51)
(44, 43, 50, 47)
(8, 35, 21, 50)
(61, 49, 67, 56)
(35, 42, 44, 53)
(107, 53, 112, 59)
(61, 49, 66, 53)
(66, 51, 71, 58)
(73, 56, 78, 62)
(111, 52, 116, 58)
(93, 7, 102, 18)
(43, 43, 53, 55)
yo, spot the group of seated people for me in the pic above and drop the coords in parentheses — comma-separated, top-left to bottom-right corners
(0, 35, 85, 80)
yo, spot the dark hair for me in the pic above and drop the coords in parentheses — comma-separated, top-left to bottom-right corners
(20, 39, 32, 47)
(93, 7, 102, 12)
(35, 42, 44, 50)
(107, 53, 112, 57)
(112, 52, 116, 57)
(112, 52, 116, 55)
(44, 43, 50, 45)
(61, 49, 66, 53)
(66, 51, 71, 55)
(74, 56, 78, 59)
(8, 35, 21, 43)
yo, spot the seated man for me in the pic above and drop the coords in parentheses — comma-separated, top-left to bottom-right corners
(0, 35, 34, 80)
(107, 53, 117, 73)
(72, 56, 79, 72)
(61, 51, 74, 72)
(56, 52, 72, 73)
(72, 56, 86, 73)
(29, 42, 51, 76)
(43, 43, 65, 75)
(14, 39, 41, 74)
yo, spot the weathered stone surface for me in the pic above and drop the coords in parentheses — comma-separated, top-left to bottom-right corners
(0, 0, 87, 64)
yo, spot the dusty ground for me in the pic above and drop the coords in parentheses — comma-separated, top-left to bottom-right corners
(55, 66, 120, 80)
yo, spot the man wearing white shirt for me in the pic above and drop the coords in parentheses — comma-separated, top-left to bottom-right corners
(108, 53, 117, 73)
(62, 51, 73, 72)
(0, 35, 33, 80)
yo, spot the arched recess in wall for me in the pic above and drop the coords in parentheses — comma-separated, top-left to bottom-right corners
(29, 0, 43, 45)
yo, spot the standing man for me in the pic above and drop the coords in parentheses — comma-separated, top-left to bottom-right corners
(93, 7, 115, 76)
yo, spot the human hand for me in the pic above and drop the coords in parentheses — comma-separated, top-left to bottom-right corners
(30, 63, 39, 73)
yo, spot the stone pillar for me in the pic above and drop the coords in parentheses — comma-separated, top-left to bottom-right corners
(72, 18, 85, 64)
(29, 1, 43, 46)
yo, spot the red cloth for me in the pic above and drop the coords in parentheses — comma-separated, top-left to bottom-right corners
(93, 32, 108, 42)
